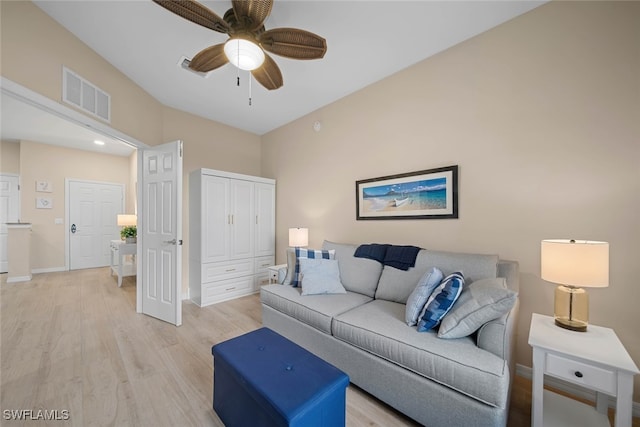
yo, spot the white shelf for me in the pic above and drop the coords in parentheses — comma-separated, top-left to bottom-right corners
(543, 390, 609, 427)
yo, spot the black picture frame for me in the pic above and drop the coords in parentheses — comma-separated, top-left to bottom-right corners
(356, 165, 458, 220)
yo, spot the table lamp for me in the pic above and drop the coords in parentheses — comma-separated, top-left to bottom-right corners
(117, 214, 137, 227)
(288, 227, 308, 248)
(540, 239, 609, 332)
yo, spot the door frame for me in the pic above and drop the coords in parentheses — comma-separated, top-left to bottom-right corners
(1, 77, 153, 314)
(65, 178, 125, 271)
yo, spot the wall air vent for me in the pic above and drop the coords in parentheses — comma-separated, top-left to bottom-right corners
(62, 66, 111, 123)
(178, 56, 209, 78)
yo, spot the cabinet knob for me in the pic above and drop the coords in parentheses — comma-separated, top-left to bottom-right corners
(574, 371, 583, 378)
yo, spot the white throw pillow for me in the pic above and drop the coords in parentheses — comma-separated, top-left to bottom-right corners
(298, 258, 346, 296)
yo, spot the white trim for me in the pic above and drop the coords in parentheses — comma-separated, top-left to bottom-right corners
(31, 266, 66, 274)
(516, 364, 640, 418)
(7, 275, 32, 283)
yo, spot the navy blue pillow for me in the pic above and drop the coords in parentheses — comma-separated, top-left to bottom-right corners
(416, 272, 465, 332)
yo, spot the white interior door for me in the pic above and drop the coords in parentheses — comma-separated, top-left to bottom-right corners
(68, 180, 123, 270)
(0, 174, 20, 273)
(138, 140, 182, 326)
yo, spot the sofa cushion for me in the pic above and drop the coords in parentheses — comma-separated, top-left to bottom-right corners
(405, 267, 444, 326)
(332, 299, 509, 407)
(375, 250, 499, 303)
(298, 258, 346, 296)
(322, 241, 383, 297)
(438, 278, 517, 339)
(260, 284, 371, 334)
(416, 272, 465, 332)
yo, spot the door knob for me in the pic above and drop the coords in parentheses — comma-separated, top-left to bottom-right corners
(71, 224, 77, 233)
(164, 238, 176, 245)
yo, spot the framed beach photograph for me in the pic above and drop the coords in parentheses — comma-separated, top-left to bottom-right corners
(356, 165, 458, 220)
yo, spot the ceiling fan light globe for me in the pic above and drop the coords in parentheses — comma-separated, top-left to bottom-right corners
(224, 38, 265, 71)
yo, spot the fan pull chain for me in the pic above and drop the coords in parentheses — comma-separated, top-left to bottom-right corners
(236, 40, 240, 87)
(249, 72, 252, 106)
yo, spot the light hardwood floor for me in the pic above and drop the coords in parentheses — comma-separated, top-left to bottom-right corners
(1, 268, 637, 427)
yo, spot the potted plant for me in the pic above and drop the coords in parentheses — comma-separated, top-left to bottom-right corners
(120, 225, 137, 243)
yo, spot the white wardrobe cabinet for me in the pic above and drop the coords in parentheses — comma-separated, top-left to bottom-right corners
(190, 168, 275, 307)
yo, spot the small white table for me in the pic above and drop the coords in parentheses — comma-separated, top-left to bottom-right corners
(110, 240, 137, 287)
(528, 313, 639, 427)
(267, 264, 287, 284)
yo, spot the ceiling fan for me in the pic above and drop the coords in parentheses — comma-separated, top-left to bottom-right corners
(153, 0, 327, 90)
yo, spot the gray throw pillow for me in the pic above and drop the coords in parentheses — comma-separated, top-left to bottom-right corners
(299, 258, 346, 296)
(438, 277, 517, 339)
(405, 267, 444, 326)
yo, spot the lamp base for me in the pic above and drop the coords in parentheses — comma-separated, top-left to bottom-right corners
(554, 317, 587, 332)
(554, 285, 589, 332)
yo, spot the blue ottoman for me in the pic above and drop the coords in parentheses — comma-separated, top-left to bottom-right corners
(212, 327, 349, 427)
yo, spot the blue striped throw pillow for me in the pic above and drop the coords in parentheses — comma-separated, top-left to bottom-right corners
(291, 248, 335, 288)
(416, 272, 465, 332)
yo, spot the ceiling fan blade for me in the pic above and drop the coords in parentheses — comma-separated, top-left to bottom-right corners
(189, 43, 229, 72)
(153, 0, 230, 34)
(251, 53, 283, 90)
(232, 0, 273, 32)
(259, 28, 327, 60)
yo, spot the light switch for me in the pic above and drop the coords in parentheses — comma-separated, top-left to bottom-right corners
(55, 218, 64, 225)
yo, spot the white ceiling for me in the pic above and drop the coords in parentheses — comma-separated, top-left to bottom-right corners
(1, 1, 545, 156)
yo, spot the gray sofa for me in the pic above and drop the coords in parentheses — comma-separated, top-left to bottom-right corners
(260, 241, 519, 427)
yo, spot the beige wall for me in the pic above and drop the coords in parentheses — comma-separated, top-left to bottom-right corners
(0, 140, 20, 173)
(127, 150, 138, 217)
(161, 106, 262, 294)
(19, 141, 132, 270)
(262, 1, 640, 398)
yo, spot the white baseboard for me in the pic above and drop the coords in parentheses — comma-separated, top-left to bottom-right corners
(516, 363, 640, 418)
(7, 275, 32, 283)
(31, 266, 66, 274)
(182, 288, 189, 300)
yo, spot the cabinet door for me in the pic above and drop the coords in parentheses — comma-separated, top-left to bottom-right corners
(202, 175, 230, 263)
(229, 180, 255, 259)
(255, 183, 275, 257)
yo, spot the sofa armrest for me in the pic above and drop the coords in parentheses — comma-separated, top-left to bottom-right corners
(477, 298, 519, 362)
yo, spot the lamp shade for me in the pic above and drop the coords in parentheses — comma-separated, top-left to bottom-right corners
(541, 239, 609, 288)
(288, 228, 308, 247)
(224, 38, 265, 71)
(117, 214, 137, 227)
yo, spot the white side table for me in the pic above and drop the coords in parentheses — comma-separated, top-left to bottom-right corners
(267, 264, 287, 284)
(528, 313, 639, 427)
(110, 240, 137, 287)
